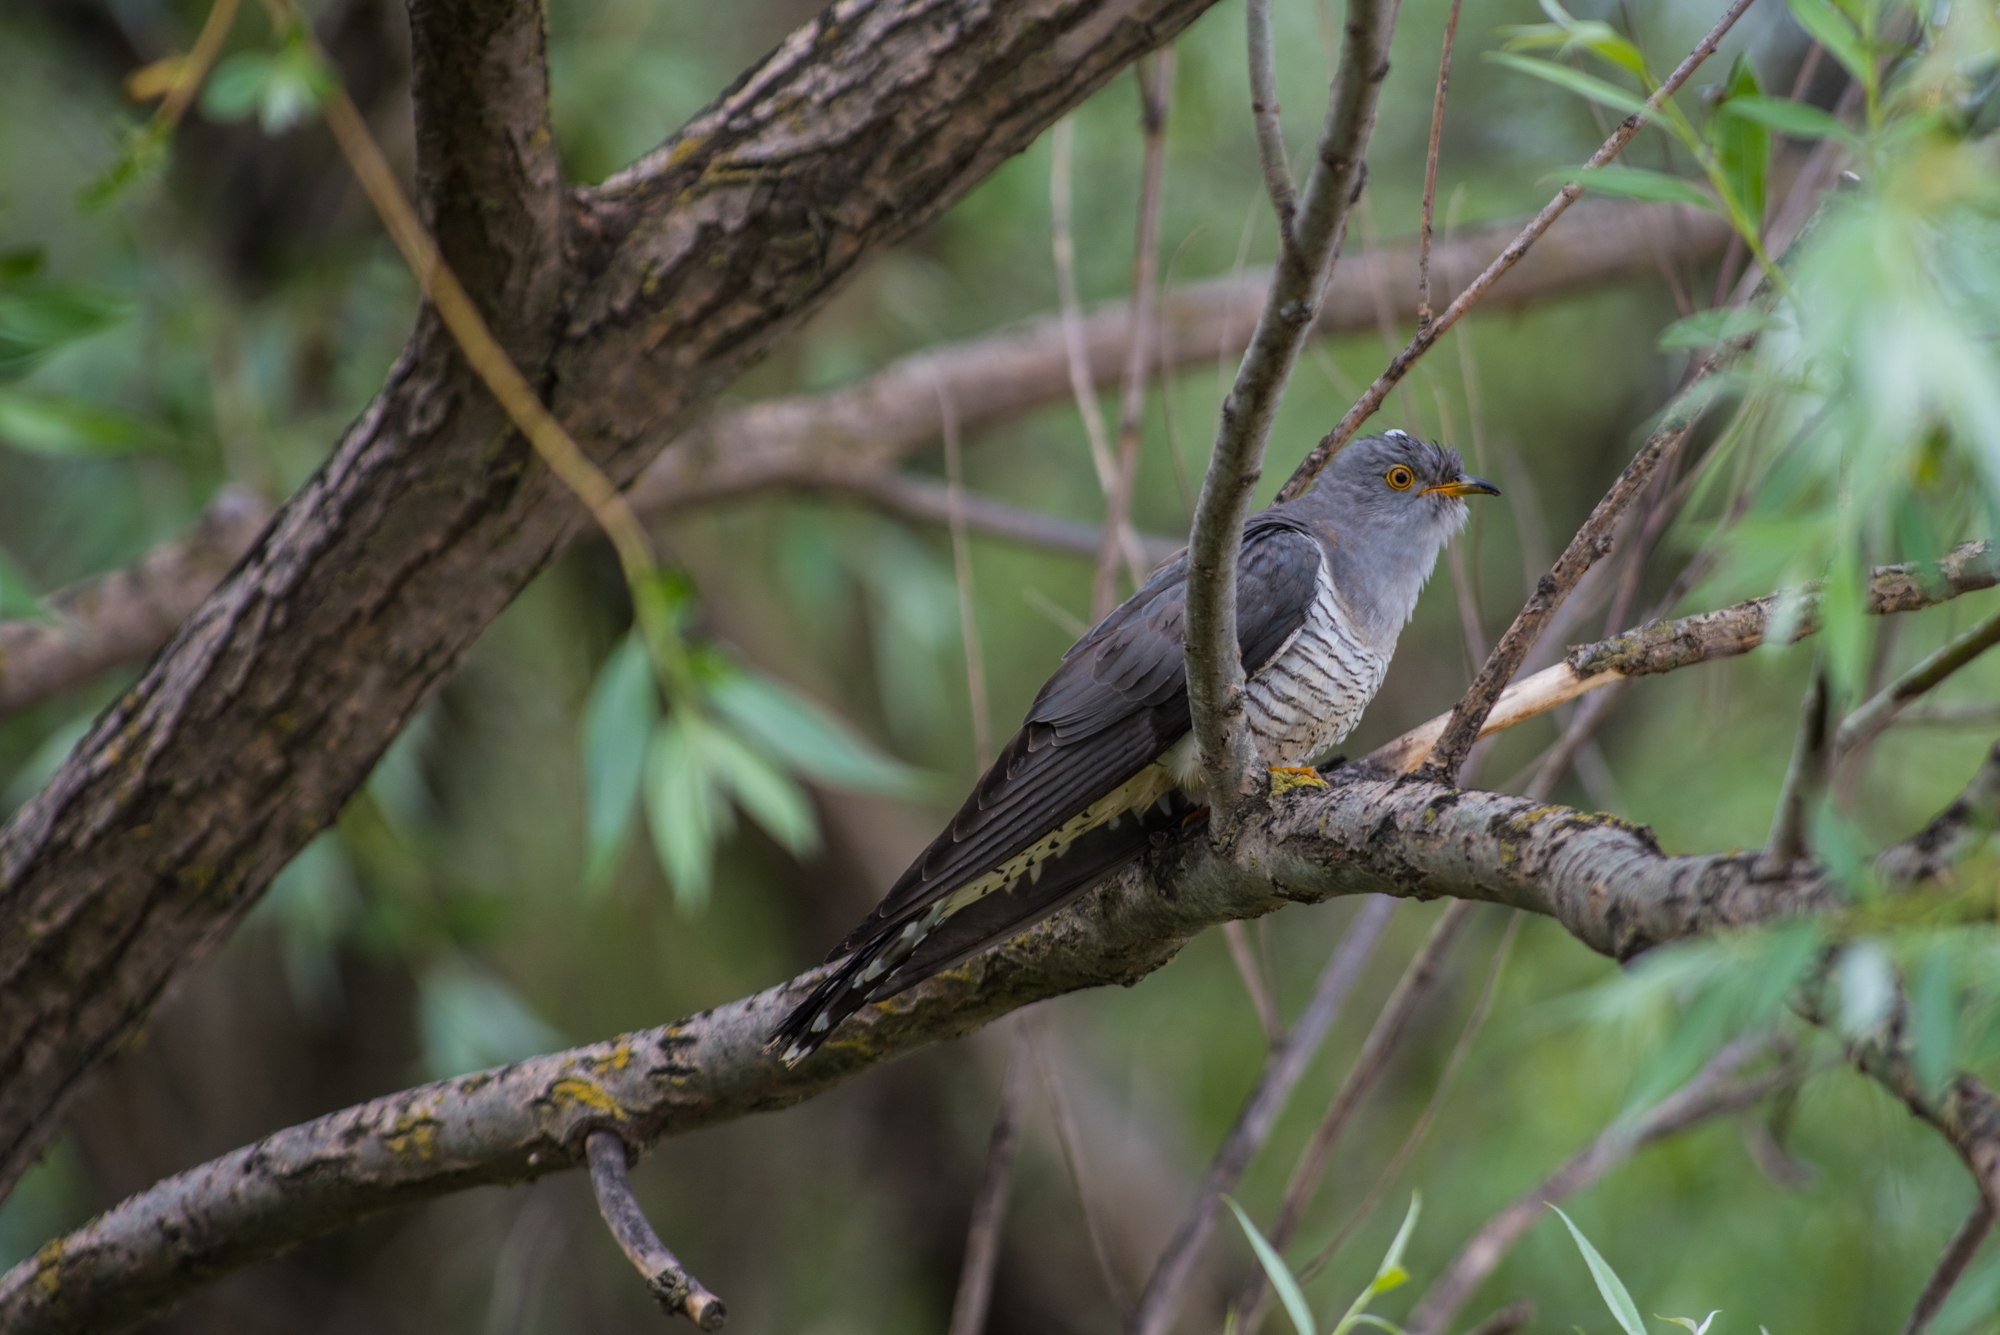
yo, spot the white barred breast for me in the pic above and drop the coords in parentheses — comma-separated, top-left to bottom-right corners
(1242, 555, 1388, 767)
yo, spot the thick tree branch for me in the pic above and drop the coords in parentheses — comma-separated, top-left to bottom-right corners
(0, 0, 1233, 1200)
(1184, 0, 1400, 813)
(0, 201, 1730, 721)
(9, 733, 1998, 1333)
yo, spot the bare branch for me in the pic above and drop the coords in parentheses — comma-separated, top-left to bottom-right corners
(1900, 1201, 1993, 1335)
(0, 0, 1234, 1201)
(948, 1041, 1030, 1335)
(1232, 900, 1479, 1329)
(0, 487, 270, 716)
(1093, 52, 1176, 619)
(1280, 0, 1760, 500)
(1362, 540, 2000, 776)
(1404, 1036, 1793, 1335)
(1415, 0, 1466, 330)
(1128, 897, 1396, 1335)
(820, 471, 1182, 566)
(1762, 668, 1832, 873)
(1245, 0, 1296, 235)
(7, 735, 1999, 1333)
(1185, 0, 1401, 815)
(0, 201, 1731, 721)
(585, 1131, 727, 1329)
(1836, 604, 2000, 760)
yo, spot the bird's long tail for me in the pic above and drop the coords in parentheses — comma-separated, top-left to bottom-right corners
(767, 794, 1191, 1066)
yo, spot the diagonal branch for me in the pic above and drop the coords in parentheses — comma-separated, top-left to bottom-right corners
(1278, 0, 1760, 500)
(0, 0, 1235, 1202)
(7, 731, 1997, 1335)
(1184, 0, 1401, 814)
(0, 200, 1730, 722)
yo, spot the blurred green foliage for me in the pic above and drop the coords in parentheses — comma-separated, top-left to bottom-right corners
(1, 0, 1999, 1332)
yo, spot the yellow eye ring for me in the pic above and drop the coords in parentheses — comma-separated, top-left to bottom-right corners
(1384, 465, 1415, 491)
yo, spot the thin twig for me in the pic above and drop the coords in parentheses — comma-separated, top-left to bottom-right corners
(1281, 0, 1760, 501)
(1415, 0, 1465, 330)
(1836, 605, 2000, 761)
(820, 470, 1181, 565)
(1232, 900, 1481, 1330)
(1899, 1201, 1994, 1335)
(1404, 1037, 1791, 1335)
(1462, 1301, 1537, 1335)
(1094, 52, 1177, 619)
(1050, 118, 1126, 505)
(1030, 1028, 1129, 1311)
(1127, 897, 1397, 1335)
(1185, 0, 1402, 815)
(939, 385, 993, 765)
(1222, 920, 1282, 1042)
(1762, 667, 1831, 873)
(949, 1037, 1032, 1335)
(1246, 0, 1297, 238)
(1298, 914, 1520, 1289)
(1361, 540, 2000, 777)
(267, 0, 653, 587)
(584, 1131, 727, 1329)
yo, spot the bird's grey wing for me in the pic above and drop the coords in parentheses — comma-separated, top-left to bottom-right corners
(837, 518, 1323, 954)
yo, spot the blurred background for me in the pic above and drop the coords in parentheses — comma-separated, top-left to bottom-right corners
(2, 0, 1999, 1331)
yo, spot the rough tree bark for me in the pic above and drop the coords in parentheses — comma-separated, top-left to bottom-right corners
(5, 740, 1997, 1333)
(0, 0, 1230, 1200)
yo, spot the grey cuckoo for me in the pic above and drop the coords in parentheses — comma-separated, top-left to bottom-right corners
(771, 431, 1497, 1064)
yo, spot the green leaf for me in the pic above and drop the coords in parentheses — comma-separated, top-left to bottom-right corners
(202, 52, 279, 123)
(1550, 1206, 1647, 1335)
(0, 390, 154, 456)
(708, 668, 930, 799)
(1908, 940, 1957, 1099)
(1719, 94, 1859, 146)
(0, 249, 45, 282)
(0, 282, 129, 373)
(581, 632, 660, 889)
(1786, 0, 1871, 86)
(1657, 306, 1782, 352)
(416, 959, 565, 1080)
(1574, 164, 1718, 210)
(1837, 939, 1896, 1037)
(1714, 55, 1770, 230)
(1488, 52, 1655, 122)
(1332, 1194, 1423, 1333)
(1225, 1200, 1316, 1335)
(702, 723, 821, 859)
(1661, 1311, 1721, 1334)
(644, 716, 730, 911)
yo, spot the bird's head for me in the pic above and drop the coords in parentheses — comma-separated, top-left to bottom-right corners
(1294, 429, 1500, 639)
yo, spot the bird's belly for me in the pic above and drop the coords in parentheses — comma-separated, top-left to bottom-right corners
(1243, 599, 1388, 767)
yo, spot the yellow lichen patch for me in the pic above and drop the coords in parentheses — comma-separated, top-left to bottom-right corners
(33, 1238, 63, 1298)
(383, 1110, 440, 1161)
(589, 1041, 634, 1077)
(543, 1076, 627, 1121)
(1268, 766, 1330, 797)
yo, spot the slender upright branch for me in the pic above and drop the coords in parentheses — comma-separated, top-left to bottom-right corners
(948, 1045, 1031, 1335)
(1232, 900, 1477, 1328)
(1246, 0, 1296, 237)
(586, 1131, 727, 1329)
(1762, 667, 1831, 873)
(1127, 898, 1397, 1335)
(1404, 1037, 1792, 1335)
(1093, 52, 1177, 618)
(1185, 0, 1401, 815)
(1280, 0, 1760, 500)
(1415, 0, 1466, 329)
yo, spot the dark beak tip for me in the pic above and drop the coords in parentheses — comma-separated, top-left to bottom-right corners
(1464, 475, 1502, 498)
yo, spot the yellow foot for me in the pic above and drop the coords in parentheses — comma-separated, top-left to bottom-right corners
(1267, 765, 1330, 796)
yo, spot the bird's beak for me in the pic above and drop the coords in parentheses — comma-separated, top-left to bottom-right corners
(1423, 474, 1502, 499)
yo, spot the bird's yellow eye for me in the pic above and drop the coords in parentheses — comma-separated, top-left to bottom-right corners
(1384, 465, 1415, 491)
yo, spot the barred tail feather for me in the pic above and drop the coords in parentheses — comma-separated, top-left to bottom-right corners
(766, 793, 1190, 1066)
